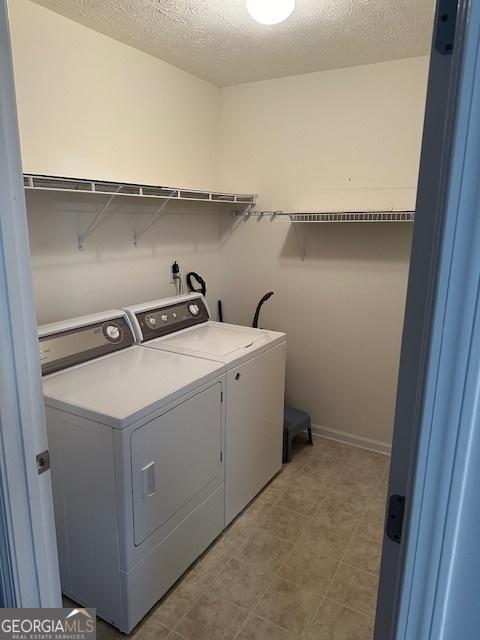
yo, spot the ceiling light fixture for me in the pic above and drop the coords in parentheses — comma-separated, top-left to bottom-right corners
(246, 0, 295, 25)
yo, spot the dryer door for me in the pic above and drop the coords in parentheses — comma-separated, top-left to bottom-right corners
(132, 382, 223, 545)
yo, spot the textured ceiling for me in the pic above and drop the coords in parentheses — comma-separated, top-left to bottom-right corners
(31, 0, 435, 86)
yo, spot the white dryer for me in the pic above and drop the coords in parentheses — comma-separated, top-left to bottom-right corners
(39, 310, 225, 632)
(124, 294, 286, 524)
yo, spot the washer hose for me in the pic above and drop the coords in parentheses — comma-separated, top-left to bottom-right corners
(252, 292, 274, 328)
(186, 272, 207, 297)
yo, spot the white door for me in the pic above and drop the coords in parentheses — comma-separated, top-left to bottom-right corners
(225, 343, 286, 524)
(0, 1, 61, 607)
(132, 383, 223, 545)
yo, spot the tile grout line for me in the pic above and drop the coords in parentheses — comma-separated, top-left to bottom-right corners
(231, 454, 343, 639)
(168, 551, 236, 635)
(96, 440, 389, 640)
(302, 508, 357, 634)
(323, 595, 378, 620)
(248, 611, 305, 638)
(234, 489, 323, 638)
(247, 451, 353, 639)
(341, 559, 381, 578)
(233, 451, 344, 640)
(306, 456, 388, 636)
(301, 447, 381, 637)
(254, 441, 386, 636)
(170, 474, 292, 639)
(163, 441, 388, 640)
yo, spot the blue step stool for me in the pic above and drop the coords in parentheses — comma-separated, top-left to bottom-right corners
(283, 405, 313, 463)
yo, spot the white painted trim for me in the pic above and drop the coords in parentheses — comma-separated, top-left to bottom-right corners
(0, 1, 61, 606)
(311, 424, 391, 455)
(396, 3, 480, 637)
(375, 3, 480, 638)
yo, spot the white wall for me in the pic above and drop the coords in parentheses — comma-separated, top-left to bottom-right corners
(9, 0, 220, 190)
(9, 1, 429, 449)
(27, 190, 224, 324)
(9, 0, 223, 324)
(219, 58, 429, 450)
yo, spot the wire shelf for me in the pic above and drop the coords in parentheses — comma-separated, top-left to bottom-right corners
(243, 210, 415, 223)
(288, 211, 415, 223)
(23, 174, 256, 206)
(23, 174, 256, 249)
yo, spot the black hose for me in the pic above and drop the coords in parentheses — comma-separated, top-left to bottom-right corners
(252, 292, 274, 328)
(186, 272, 206, 297)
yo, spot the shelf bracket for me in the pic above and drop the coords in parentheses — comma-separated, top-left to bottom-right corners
(239, 210, 283, 220)
(133, 191, 177, 246)
(78, 189, 120, 250)
(233, 203, 255, 218)
(243, 202, 256, 219)
(291, 218, 306, 261)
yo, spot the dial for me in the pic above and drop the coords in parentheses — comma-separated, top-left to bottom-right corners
(105, 324, 121, 341)
(146, 315, 157, 328)
(161, 314, 168, 322)
(188, 303, 200, 316)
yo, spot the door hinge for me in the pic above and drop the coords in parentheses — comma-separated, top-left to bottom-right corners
(434, 0, 458, 55)
(36, 450, 50, 475)
(386, 495, 406, 544)
(221, 391, 224, 403)
(220, 451, 223, 463)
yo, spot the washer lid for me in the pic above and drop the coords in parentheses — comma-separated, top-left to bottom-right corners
(160, 323, 266, 355)
(153, 321, 286, 367)
(42, 346, 224, 429)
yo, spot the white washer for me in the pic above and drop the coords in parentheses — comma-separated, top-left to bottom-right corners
(124, 294, 286, 524)
(39, 310, 225, 633)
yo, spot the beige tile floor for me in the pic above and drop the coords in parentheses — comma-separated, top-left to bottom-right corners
(72, 436, 389, 640)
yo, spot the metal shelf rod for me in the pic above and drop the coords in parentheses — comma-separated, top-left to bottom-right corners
(78, 188, 121, 250)
(133, 191, 176, 246)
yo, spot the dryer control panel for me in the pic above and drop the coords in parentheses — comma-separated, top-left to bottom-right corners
(135, 297, 208, 342)
(39, 315, 134, 376)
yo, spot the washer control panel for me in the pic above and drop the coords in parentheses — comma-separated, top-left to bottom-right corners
(39, 316, 134, 376)
(136, 297, 208, 341)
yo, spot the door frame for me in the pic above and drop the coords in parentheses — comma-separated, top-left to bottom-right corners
(2, 0, 480, 624)
(375, 0, 480, 637)
(0, 0, 61, 607)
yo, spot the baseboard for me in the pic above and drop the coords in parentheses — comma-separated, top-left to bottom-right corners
(311, 424, 391, 456)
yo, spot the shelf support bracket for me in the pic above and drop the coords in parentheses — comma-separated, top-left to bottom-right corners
(133, 191, 176, 246)
(78, 189, 120, 250)
(243, 202, 256, 219)
(291, 218, 306, 261)
(234, 203, 255, 218)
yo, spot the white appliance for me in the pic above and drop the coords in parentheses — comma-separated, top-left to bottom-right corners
(124, 294, 286, 524)
(39, 310, 225, 632)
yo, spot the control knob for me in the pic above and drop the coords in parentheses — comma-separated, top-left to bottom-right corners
(105, 324, 121, 341)
(161, 314, 168, 322)
(188, 303, 200, 316)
